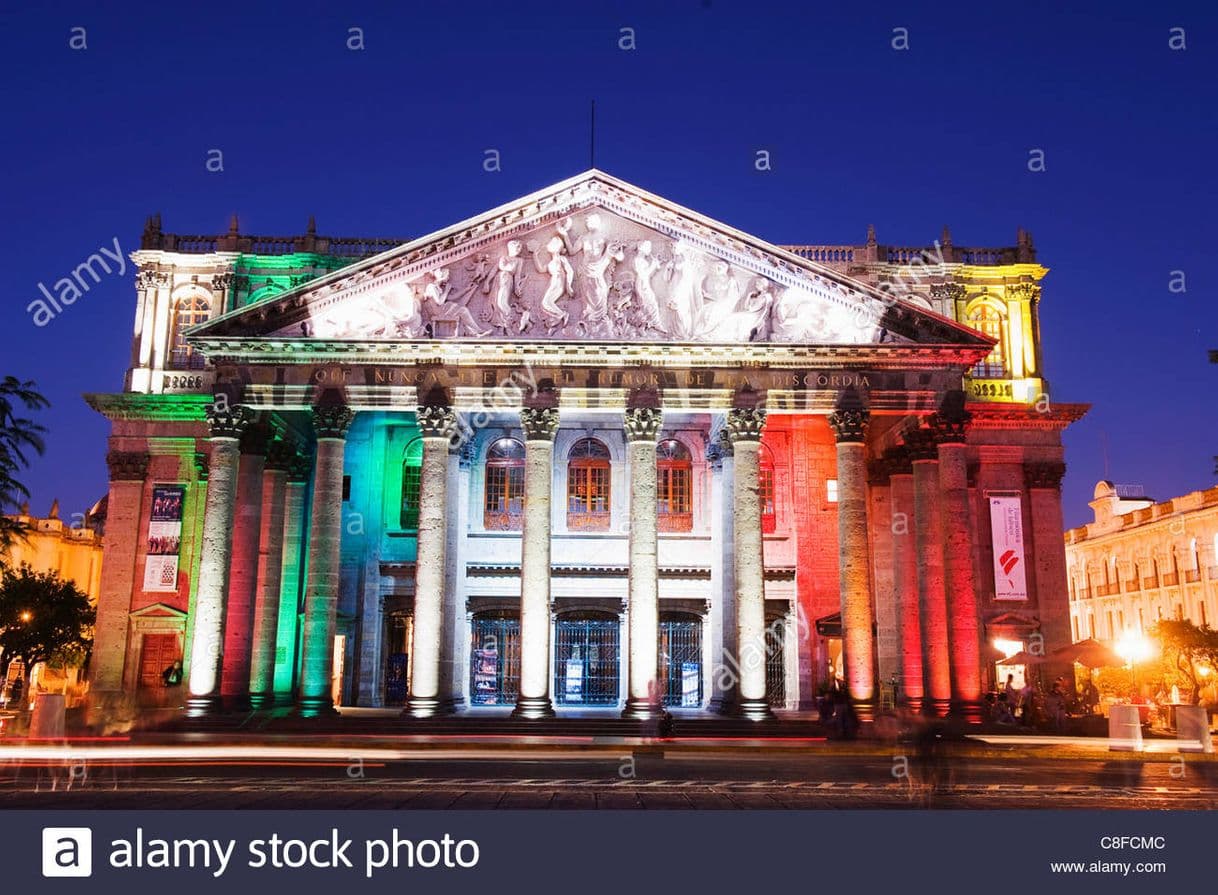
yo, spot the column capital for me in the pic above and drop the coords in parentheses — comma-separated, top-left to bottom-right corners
(286, 450, 313, 483)
(454, 439, 476, 468)
(106, 450, 150, 481)
(520, 406, 560, 442)
(311, 402, 355, 439)
(623, 406, 663, 442)
(904, 427, 939, 462)
(828, 408, 869, 443)
(239, 420, 272, 456)
(264, 438, 297, 471)
(927, 409, 971, 444)
(206, 400, 253, 439)
(1025, 460, 1066, 490)
(726, 407, 766, 443)
(416, 404, 457, 440)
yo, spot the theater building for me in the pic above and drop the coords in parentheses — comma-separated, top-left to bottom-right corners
(85, 170, 1085, 721)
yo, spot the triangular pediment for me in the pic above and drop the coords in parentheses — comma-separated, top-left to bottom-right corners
(191, 170, 989, 350)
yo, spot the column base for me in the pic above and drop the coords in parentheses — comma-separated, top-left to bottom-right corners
(295, 696, 340, 719)
(223, 694, 253, 712)
(925, 697, 952, 719)
(621, 698, 667, 721)
(402, 695, 442, 719)
(248, 692, 274, 710)
(510, 696, 555, 719)
(184, 695, 223, 718)
(735, 698, 777, 722)
(904, 696, 926, 716)
(950, 699, 986, 724)
(852, 700, 876, 723)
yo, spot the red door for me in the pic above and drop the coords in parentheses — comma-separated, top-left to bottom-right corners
(138, 633, 179, 690)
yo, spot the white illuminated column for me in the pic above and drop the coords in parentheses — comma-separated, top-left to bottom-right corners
(622, 405, 664, 720)
(297, 400, 355, 717)
(405, 404, 456, 718)
(513, 405, 559, 719)
(186, 402, 250, 716)
(727, 405, 775, 721)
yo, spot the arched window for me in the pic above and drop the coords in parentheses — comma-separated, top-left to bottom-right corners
(965, 303, 1005, 378)
(399, 439, 423, 529)
(566, 438, 611, 531)
(484, 438, 525, 531)
(170, 293, 211, 369)
(657, 439, 693, 533)
(759, 444, 777, 534)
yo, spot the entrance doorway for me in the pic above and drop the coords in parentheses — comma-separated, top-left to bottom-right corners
(138, 633, 179, 691)
(659, 614, 703, 707)
(384, 613, 411, 705)
(554, 613, 620, 706)
(470, 613, 521, 705)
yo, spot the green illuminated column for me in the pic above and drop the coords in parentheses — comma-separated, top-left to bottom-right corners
(404, 404, 457, 718)
(186, 402, 251, 717)
(248, 439, 293, 708)
(728, 405, 775, 721)
(297, 400, 354, 717)
(512, 405, 559, 719)
(622, 403, 664, 720)
(273, 453, 310, 696)
(829, 406, 875, 709)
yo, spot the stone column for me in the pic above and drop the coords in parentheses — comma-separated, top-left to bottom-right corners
(887, 450, 924, 711)
(1026, 461, 1074, 689)
(829, 407, 875, 708)
(908, 427, 951, 716)
(297, 400, 355, 717)
(90, 451, 150, 700)
(186, 403, 251, 716)
(220, 422, 269, 702)
(622, 404, 664, 720)
(932, 403, 983, 715)
(273, 453, 310, 697)
(708, 430, 737, 713)
(405, 404, 457, 718)
(248, 439, 293, 708)
(727, 406, 775, 721)
(512, 405, 559, 719)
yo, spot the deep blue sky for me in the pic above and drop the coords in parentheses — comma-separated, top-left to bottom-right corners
(1, 1, 1214, 529)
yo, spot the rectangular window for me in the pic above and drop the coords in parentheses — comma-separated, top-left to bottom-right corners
(342, 475, 351, 502)
(657, 465, 692, 533)
(484, 464, 524, 530)
(826, 479, 838, 503)
(400, 465, 421, 529)
(759, 468, 776, 533)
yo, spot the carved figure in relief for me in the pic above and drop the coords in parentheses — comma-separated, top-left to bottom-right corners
(696, 260, 744, 338)
(626, 239, 664, 331)
(534, 235, 575, 333)
(421, 267, 492, 338)
(581, 240, 625, 335)
(664, 243, 704, 339)
(487, 239, 526, 333)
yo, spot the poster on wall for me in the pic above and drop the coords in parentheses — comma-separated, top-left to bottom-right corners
(988, 494, 1028, 601)
(143, 484, 185, 593)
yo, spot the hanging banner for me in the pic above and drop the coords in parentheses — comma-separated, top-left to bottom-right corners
(143, 484, 185, 593)
(988, 494, 1028, 601)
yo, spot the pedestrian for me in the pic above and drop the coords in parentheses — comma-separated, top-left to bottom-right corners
(161, 659, 183, 687)
(9, 677, 24, 711)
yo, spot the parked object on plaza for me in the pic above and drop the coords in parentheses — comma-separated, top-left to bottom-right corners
(1107, 704, 1144, 751)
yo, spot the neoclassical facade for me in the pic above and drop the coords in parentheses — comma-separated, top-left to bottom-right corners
(1065, 481, 1218, 643)
(85, 171, 1085, 721)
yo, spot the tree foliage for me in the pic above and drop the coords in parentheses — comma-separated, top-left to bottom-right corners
(1150, 619, 1218, 705)
(0, 376, 49, 556)
(0, 564, 94, 680)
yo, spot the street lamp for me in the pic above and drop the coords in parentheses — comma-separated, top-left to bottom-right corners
(18, 611, 31, 623)
(1115, 631, 1154, 698)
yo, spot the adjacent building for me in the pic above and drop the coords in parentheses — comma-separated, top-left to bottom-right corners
(1065, 481, 1218, 643)
(84, 170, 1086, 721)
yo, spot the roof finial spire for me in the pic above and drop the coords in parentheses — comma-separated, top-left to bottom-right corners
(229, 213, 240, 235)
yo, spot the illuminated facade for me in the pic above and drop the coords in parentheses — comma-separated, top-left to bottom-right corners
(1065, 481, 1218, 644)
(86, 171, 1085, 720)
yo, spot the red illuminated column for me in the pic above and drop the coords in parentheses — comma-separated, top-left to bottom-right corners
(887, 449, 924, 711)
(220, 422, 268, 703)
(186, 403, 251, 717)
(297, 399, 355, 718)
(909, 427, 951, 716)
(933, 404, 983, 716)
(829, 407, 875, 708)
(248, 439, 293, 708)
(405, 404, 456, 718)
